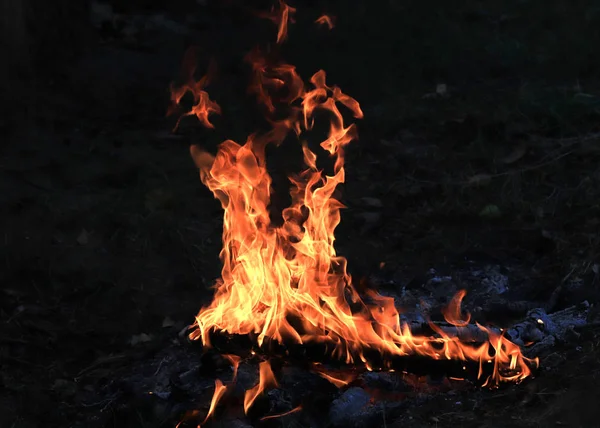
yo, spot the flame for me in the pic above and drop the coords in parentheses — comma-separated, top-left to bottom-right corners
(260, 405, 303, 421)
(222, 354, 241, 382)
(313, 367, 358, 388)
(244, 360, 279, 414)
(315, 14, 335, 30)
(169, 49, 220, 131)
(203, 379, 227, 424)
(441, 289, 471, 327)
(171, 0, 537, 390)
(257, 0, 296, 44)
(245, 48, 304, 115)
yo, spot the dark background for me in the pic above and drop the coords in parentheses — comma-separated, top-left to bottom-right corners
(1, 0, 600, 426)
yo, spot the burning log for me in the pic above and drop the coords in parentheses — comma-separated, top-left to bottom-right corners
(163, 1, 542, 425)
(506, 301, 590, 357)
(191, 320, 536, 388)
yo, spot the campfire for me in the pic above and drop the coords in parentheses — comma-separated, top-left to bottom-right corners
(168, 1, 538, 425)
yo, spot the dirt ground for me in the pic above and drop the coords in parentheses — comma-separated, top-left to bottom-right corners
(2, 1, 600, 427)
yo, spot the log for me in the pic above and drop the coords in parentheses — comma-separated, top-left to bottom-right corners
(191, 328, 532, 386)
(506, 301, 590, 357)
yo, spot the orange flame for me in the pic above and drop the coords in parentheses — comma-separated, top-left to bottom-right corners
(441, 289, 471, 327)
(222, 354, 242, 382)
(260, 405, 303, 421)
(245, 48, 304, 114)
(313, 366, 358, 388)
(203, 379, 227, 424)
(173, 0, 537, 390)
(244, 361, 279, 414)
(169, 50, 220, 131)
(181, 66, 536, 385)
(258, 0, 296, 44)
(315, 14, 335, 30)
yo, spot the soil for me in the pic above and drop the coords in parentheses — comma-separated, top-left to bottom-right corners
(2, 1, 600, 427)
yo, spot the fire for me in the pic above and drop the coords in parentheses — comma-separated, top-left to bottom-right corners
(180, 64, 534, 382)
(222, 354, 241, 382)
(170, 0, 538, 423)
(312, 365, 358, 388)
(260, 405, 303, 421)
(244, 361, 278, 414)
(204, 379, 227, 423)
(441, 289, 471, 327)
(315, 14, 335, 30)
(257, 0, 296, 44)
(245, 47, 304, 115)
(168, 50, 220, 131)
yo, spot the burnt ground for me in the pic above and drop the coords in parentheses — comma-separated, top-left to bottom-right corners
(2, 1, 600, 427)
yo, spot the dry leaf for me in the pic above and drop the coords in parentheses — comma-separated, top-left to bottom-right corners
(130, 333, 153, 346)
(436, 83, 447, 96)
(162, 317, 175, 328)
(356, 212, 381, 234)
(501, 143, 527, 164)
(422, 83, 449, 99)
(356, 212, 381, 225)
(479, 204, 502, 219)
(468, 174, 492, 186)
(360, 197, 383, 208)
(145, 188, 174, 212)
(76, 229, 89, 245)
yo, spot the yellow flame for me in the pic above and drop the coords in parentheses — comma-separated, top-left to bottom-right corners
(168, 0, 537, 390)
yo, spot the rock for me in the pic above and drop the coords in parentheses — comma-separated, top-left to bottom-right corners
(222, 419, 253, 428)
(360, 371, 398, 390)
(329, 387, 381, 428)
(360, 197, 383, 208)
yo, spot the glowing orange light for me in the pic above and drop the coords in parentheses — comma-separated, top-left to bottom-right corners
(170, 0, 537, 394)
(315, 14, 335, 30)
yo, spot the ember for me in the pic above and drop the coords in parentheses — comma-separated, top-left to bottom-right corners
(168, 0, 538, 424)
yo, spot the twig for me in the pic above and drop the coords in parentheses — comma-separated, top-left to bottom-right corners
(153, 356, 168, 376)
(81, 392, 121, 411)
(76, 353, 128, 379)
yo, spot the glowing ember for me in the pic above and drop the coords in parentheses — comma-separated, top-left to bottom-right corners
(170, 1, 538, 424)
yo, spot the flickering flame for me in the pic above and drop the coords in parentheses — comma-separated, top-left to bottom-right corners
(441, 289, 471, 327)
(244, 361, 279, 414)
(245, 48, 304, 114)
(203, 379, 227, 424)
(260, 405, 303, 421)
(258, 0, 296, 44)
(176, 64, 535, 385)
(169, 51, 220, 131)
(315, 14, 335, 30)
(168, 1, 537, 398)
(313, 367, 358, 388)
(222, 354, 241, 382)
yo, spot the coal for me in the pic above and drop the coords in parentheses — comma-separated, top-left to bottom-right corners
(328, 386, 406, 428)
(329, 387, 376, 428)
